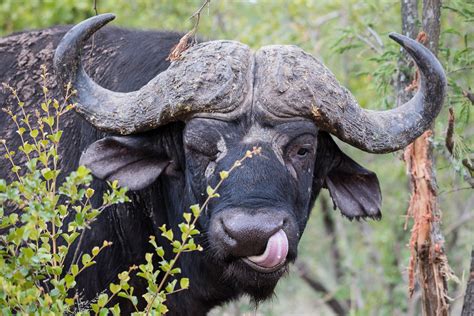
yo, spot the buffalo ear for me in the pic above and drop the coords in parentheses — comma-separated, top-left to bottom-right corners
(80, 136, 170, 191)
(324, 139, 382, 220)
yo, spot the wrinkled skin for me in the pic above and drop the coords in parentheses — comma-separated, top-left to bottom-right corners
(81, 116, 381, 312)
(1, 26, 382, 314)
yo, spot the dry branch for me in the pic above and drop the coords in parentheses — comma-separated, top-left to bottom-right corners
(463, 90, 474, 105)
(295, 260, 348, 315)
(320, 195, 343, 281)
(167, 0, 211, 61)
(445, 107, 455, 155)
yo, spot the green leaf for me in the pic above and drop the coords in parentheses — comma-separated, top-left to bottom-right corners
(159, 304, 169, 314)
(180, 277, 189, 289)
(82, 253, 91, 266)
(44, 116, 54, 128)
(17, 127, 26, 136)
(145, 252, 153, 263)
(41, 167, 54, 180)
(91, 303, 99, 313)
(41, 101, 49, 112)
(65, 297, 75, 306)
(190, 204, 201, 217)
(219, 170, 229, 180)
(92, 246, 100, 256)
(162, 228, 174, 241)
(183, 212, 191, 223)
(29, 129, 39, 138)
(156, 246, 165, 258)
(111, 304, 121, 316)
(8, 213, 18, 225)
(165, 279, 177, 293)
(170, 267, 181, 275)
(97, 293, 108, 307)
(65, 274, 76, 289)
(206, 186, 215, 197)
(110, 283, 121, 294)
(71, 264, 79, 276)
(206, 185, 220, 198)
(85, 188, 95, 198)
(189, 229, 200, 236)
(48, 130, 63, 143)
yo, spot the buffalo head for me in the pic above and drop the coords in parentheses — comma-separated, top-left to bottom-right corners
(54, 14, 446, 300)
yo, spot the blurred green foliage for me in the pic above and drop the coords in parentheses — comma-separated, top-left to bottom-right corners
(0, 74, 131, 314)
(1, 0, 472, 315)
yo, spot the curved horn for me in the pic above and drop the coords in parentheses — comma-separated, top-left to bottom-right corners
(54, 14, 252, 134)
(254, 33, 446, 153)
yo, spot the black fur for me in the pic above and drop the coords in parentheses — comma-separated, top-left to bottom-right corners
(0, 26, 382, 314)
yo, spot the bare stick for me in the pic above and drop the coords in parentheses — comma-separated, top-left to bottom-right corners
(320, 195, 343, 281)
(295, 260, 348, 315)
(445, 107, 455, 155)
(463, 90, 474, 105)
(167, 0, 211, 61)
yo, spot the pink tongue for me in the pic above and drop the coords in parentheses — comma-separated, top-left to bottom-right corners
(247, 229, 288, 268)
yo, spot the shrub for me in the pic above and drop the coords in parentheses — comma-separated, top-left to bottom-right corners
(0, 67, 259, 315)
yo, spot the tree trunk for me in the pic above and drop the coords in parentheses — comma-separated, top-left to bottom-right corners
(461, 250, 474, 316)
(396, 0, 418, 106)
(397, 0, 451, 315)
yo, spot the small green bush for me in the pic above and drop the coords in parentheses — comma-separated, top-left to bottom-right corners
(0, 66, 260, 315)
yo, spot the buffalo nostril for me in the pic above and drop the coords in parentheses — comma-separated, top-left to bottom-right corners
(219, 212, 287, 258)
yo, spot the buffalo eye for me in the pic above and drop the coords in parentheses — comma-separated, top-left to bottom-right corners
(184, 118, 227, 160)
(285, 134, 316, 169)
(288, 144, 314, 161)
(297, 147, 310, 157)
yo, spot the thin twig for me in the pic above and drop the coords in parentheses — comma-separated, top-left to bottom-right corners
(444, 211, 474, 236)
(313, 11, 340, 28)
(445, 107, 455, 155)
(463, 90, 474, 105)
(443, 106, 474, 186)
(295, 260, 348, 315)
(320, 195, 343, 281)
(190, 0, 211, 21)
(356, 34, 383, 54)
(447, 66, 474, 75)
(167, 0, 211, 61)
(367, 26, 384, 48)
(87, 0, 99, 64)
(439, 186, 473, 195)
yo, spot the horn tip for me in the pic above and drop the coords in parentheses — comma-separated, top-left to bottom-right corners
(97, 13, 116, 22)
(388, 32, 407, 46)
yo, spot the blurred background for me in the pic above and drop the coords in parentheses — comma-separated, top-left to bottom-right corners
(1, 0, 472, 315)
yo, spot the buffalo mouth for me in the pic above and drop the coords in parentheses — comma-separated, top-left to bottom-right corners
(241, 257, 287, 273)
(241, 229, 289, 273)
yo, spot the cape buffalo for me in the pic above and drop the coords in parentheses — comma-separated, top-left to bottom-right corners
(0, 14, 446, 314)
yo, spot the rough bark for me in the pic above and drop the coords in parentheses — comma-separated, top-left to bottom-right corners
(397, 0, 451, 315)
(396, 0, 418, 106)
(461, 250, 474, 316)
